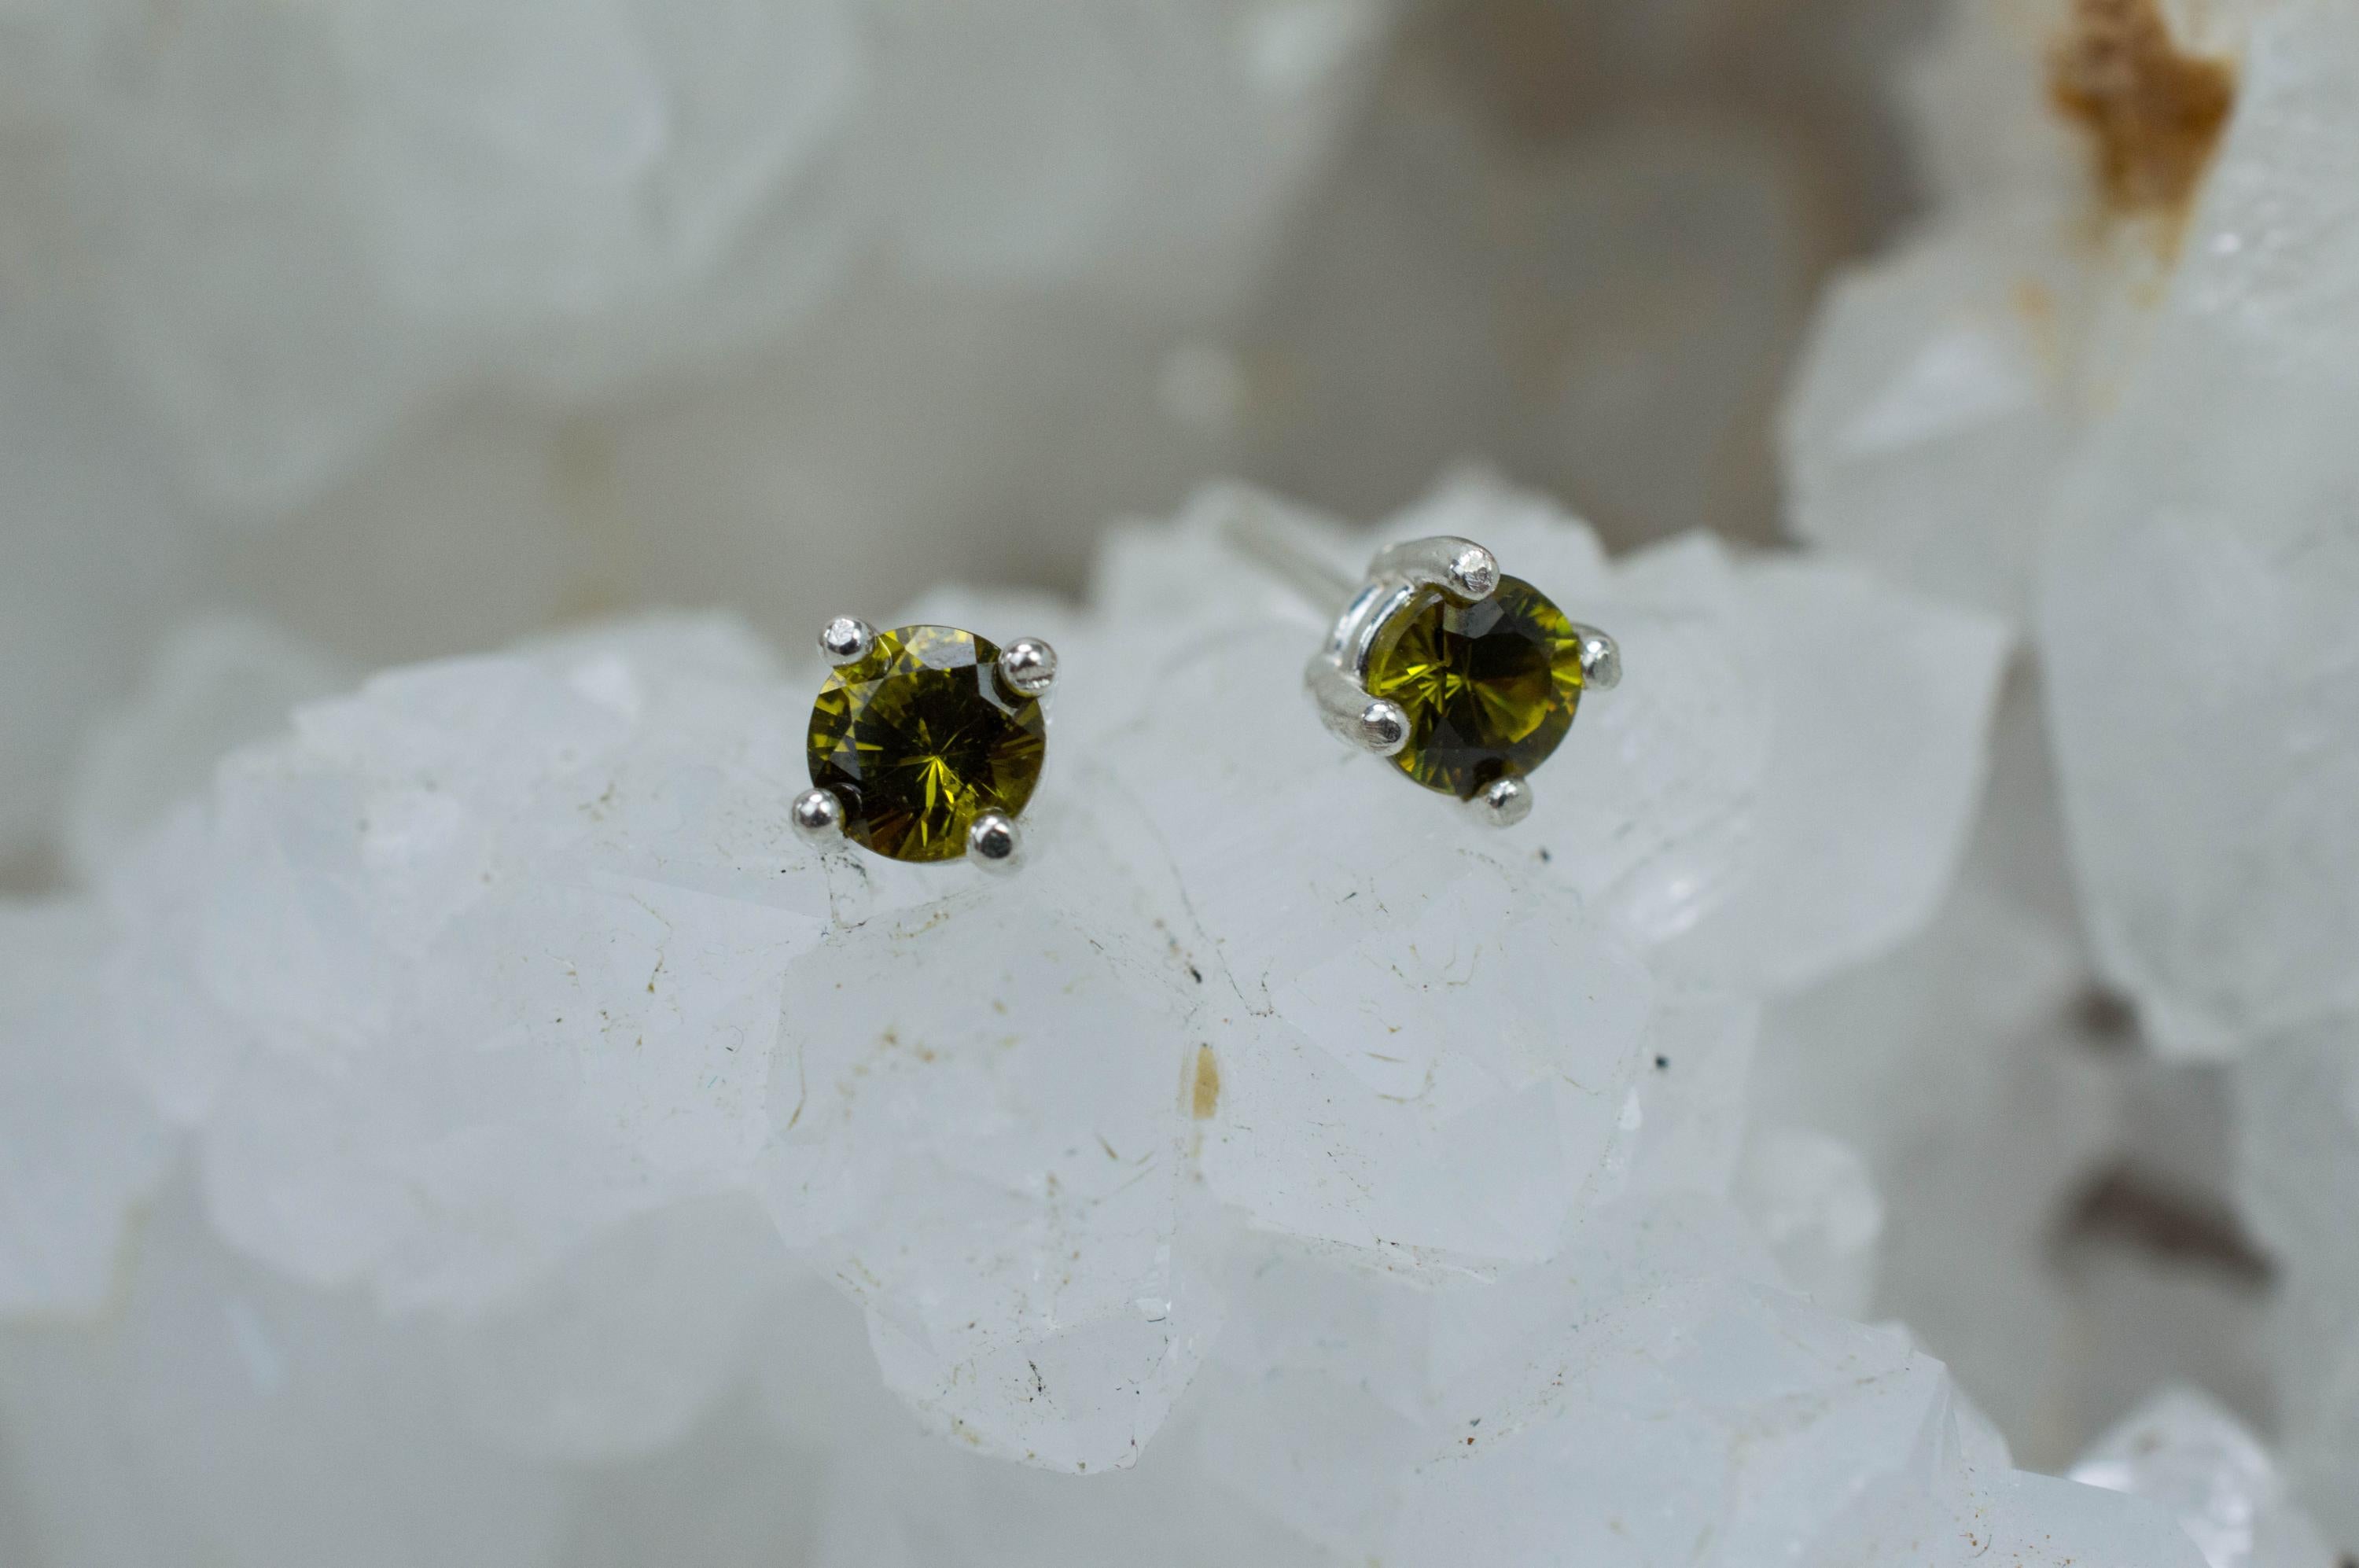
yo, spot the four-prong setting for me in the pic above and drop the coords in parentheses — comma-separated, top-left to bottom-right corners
(1300, 534, 1617, 826)
(803, 620, 1051, 871)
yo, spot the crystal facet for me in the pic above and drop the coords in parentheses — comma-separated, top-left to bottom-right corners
(1362, 575, 1585, 800)
(806, 625, 1047, 863)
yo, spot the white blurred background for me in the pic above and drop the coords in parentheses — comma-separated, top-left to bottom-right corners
(1, 0, 1934, 886)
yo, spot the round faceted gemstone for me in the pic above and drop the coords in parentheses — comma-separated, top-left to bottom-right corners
(1362, 575, 1585, 799)
(807, 626, 1047, 863)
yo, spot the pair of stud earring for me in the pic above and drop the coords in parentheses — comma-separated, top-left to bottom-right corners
(789, 529, 1621, 874)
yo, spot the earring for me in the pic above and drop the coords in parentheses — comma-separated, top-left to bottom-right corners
(1228, 521, 1618, 826)
(792, 617, 1056, 873)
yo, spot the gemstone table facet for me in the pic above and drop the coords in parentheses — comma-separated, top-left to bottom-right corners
(808, 626, 1047, 862)
(1362, 576, 1585, 800)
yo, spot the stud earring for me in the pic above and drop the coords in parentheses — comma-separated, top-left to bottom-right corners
(1227, 519, 1618, 826)
(793, 617, 1056, 873)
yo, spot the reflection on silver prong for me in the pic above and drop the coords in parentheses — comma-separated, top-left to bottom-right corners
(1358, 699, 1410, 757)
(1467, 776, 1533, 828)
(1369, 536, 1499, 603)
(792, 787, 845, 844)
(1308, 658, 1406, 755)
(997, 637, 1058, 698)
(1573, 625, 1621, 691)
(819, 617, 876, 667)
(1448, 544, 1500, 602)
(968, 812, 1023, 874)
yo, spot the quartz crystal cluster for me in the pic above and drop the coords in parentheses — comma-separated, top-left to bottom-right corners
(1783, 0, 2359, 1543)
(1787, 0, 2359, 1059)
(1, 471, 2257, 1566)
(2071, 1387, 2338, 1568)
(3, 0, 2355, 1559)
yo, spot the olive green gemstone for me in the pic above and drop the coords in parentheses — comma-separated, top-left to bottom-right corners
(1362, 575, 1584, 800)
(807, 626, 1047, 863)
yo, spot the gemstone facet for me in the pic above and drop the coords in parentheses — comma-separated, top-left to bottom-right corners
(807, 626, 1047, 863)
(1361, 575, 1585, 800)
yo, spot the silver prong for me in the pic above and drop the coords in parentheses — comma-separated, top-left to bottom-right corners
(1307, 659, 1408, 756)
(1467, 775, 1533, 829)
(1573, 625, 1621, 691)
(1357, 698, 1409, 756)
(819, 617, 876, 667)
(1368, 536, 1499, 603)
(997, 637, 1058, 698)
(792, 787, 845, 844)
(967, 812, 1023, 874)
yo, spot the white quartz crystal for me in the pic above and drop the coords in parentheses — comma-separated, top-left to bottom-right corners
(2070, 1386, 2337, 1568)
(1750, 679, 2119, 1461)
(0, 479, 2225, 1563)
(1091, 614, 1654, 1270)
(1198, 1195, 2203, 1568)
(756, 800, 1220, 1471)
(1732, 1125, 1886, 1320)
(1784, 0, 2359, 1059)
(1783, 0, 2359, 1537)
(1783, 222, 2081, 625)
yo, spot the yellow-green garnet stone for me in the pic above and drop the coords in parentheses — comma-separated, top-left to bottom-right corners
(807, 626, 1047, 863)
(1362, 575, 1585, 800)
